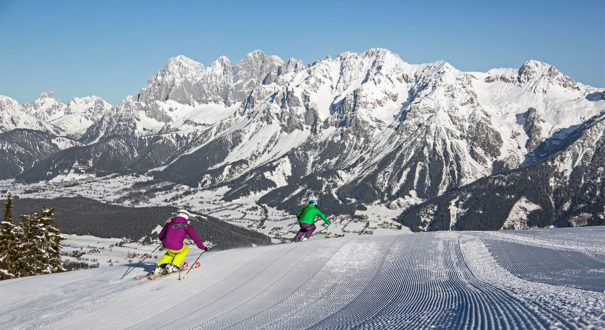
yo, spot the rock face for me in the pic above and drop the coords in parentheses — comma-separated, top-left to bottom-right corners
(398, 113, 605, 231)
(136, 51, 292, 106)
(1, 48, 604, 231)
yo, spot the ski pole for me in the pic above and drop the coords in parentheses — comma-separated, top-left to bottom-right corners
(324, 224, 330, 239)
(288, 221, 298, 233)
(120, 243, 161, 280)
(181, 249, 206, 280)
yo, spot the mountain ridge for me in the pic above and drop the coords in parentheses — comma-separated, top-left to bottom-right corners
(1, 48, 603, 231)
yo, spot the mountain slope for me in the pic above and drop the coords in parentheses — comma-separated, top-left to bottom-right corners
(398, 112, 605, 231)
(0, 228, 603, 328)
(0, 129, 79, 179)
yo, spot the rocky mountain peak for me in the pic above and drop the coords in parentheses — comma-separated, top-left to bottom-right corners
(164, 55, 204, 71)
(155, 55, 205, 83)
(0, 96, 37, 132)
(29, 92, 66, 118)
(516, 60, 578, 91)
(210, 56, 232, 68)
(417, 60, 459, 79)
(234, 50, 284, 82)
(241, 49, 267, 62)
(136, 51, 288, 106)
(0, 95, 20, 108)
(286, 57, 305, 69)
(39, 91, 56, 99)
(67, 96, 109, 107)
(518, 60, 553, 82)
(360, 48, 399, 62)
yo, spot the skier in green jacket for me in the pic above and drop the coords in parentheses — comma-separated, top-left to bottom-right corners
(293, 200, 330, 242)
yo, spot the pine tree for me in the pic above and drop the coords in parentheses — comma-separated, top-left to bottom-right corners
(18, 207, 65, 277)
(1, 196, 65, 280)
(18, 213, 45, 277)
(3, 192, 13, 224)
(38, 207, 64, 273)
(0, 193, 24, 280)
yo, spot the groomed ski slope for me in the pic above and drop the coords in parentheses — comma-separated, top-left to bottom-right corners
(1, 227, 604, 329)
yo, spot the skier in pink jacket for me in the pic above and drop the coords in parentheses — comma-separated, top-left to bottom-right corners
(151, 210, 207, 275)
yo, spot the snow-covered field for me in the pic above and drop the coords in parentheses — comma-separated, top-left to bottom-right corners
(60, 234, 191, 269)
(1, 226, 604, 329)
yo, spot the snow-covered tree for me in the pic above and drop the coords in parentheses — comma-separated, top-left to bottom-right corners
(0, 193, 25, 280)
(1, 195, 65, 280)
(38, 208, 64, 273)
(18, 213, 45, 276)
(18, 207, 64, 276)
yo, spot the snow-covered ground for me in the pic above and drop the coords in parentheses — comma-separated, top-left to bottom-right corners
(60, 234, 187, 270)
(1, 226, 604, 329)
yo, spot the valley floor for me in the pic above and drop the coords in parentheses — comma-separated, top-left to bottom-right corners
(0, 227, 604, 329)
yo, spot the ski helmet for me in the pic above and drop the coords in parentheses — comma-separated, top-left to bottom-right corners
(177, 209, 190, 220)
(309, 200, 318, 206)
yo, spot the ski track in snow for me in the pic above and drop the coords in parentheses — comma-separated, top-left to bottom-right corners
(0, 228, 604, 329)
(482, 239, 605, 292)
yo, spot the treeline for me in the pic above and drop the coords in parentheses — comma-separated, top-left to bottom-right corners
(0, 193, 63, 280)
(11, 197, 174, 240)
(10, 196, 271, 250)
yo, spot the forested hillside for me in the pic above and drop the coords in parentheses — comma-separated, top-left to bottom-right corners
(10, 197, 271, 250)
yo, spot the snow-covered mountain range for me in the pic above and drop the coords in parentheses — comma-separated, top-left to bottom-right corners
(1, 48, 603, 231)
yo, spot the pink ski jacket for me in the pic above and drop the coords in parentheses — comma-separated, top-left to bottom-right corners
(158, 216, 206, 251)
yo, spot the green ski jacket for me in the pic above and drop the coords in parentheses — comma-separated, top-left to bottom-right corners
(296, 204, 330, 225)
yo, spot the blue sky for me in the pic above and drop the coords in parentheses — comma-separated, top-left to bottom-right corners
(1, 0, 604, 104)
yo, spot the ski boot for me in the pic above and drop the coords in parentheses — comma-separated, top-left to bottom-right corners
(165, 264, 179, 273)
(150, 265, 164, 276)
